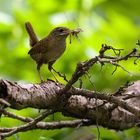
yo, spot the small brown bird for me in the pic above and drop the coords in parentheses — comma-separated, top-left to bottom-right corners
(25, 23, 72, 82)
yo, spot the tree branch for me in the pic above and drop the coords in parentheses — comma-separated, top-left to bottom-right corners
(1, 44, 140, 139)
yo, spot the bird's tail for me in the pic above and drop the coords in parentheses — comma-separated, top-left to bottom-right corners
(25, 22, 39, 47)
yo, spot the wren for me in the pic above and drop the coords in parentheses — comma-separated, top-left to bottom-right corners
(25, 22, 73, 82)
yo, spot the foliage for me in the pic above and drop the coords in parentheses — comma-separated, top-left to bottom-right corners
(0, 0, 140, 139)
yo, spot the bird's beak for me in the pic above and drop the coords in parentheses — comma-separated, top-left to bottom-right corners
(60, 28, 83, 36)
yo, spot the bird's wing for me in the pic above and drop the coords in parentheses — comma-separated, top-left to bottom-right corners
(28, 38, 50, 55)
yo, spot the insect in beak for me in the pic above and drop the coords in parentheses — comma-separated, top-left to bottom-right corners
(69, 28, 83, 44)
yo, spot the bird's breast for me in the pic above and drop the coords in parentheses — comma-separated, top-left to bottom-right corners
(44, 41, 66, 62)
(30, 38, 67, 64)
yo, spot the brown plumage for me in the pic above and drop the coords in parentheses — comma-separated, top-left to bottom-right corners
(26, 24, 71, 81)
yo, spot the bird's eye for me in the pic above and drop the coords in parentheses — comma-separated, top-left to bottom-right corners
(59, 28, 64, 32)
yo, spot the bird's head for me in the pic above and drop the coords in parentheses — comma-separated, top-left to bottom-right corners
(48, 27, 71, 39)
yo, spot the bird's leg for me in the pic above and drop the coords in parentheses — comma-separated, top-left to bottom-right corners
(37, 63, 43, 82)
(48, 61, 58, 82)
(50, 70, 58, 82)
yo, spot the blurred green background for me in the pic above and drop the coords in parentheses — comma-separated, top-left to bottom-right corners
(0, 0, 140, 139)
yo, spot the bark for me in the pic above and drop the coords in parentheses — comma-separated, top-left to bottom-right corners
(0, 79, 140, 130)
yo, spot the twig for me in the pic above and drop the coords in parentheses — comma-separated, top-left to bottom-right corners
(110, 61, 132, 75)
(60, 45, 140, 95)
(0, 109, 32, 122)
(0, 110, 54, 139)
(79, 78, 83, 89)
(0, 99, 10, 107)
(113, 81, 131, 96)
(112, 66, 117, 75)
(0, 119, 91, 133)
(52, 68, 68, 82)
